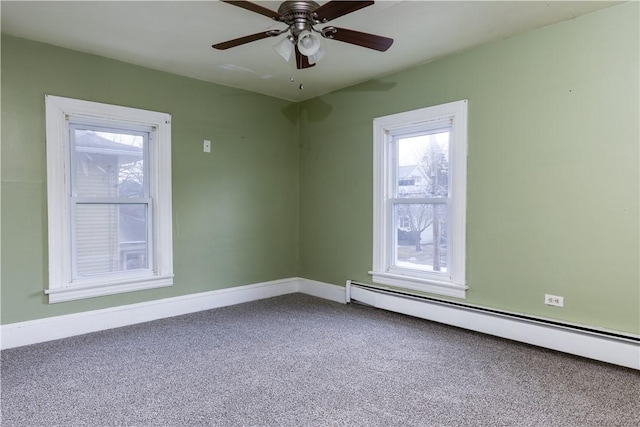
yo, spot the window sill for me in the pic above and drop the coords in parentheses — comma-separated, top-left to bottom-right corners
(45, 275, 173, 303)
(369, 271, 466, 299)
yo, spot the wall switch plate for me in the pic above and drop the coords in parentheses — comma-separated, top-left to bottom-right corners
(203, 140, 211, 153)
(544, 294, 564, 307)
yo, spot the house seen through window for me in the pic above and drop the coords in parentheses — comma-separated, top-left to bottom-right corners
(71, 127, 150, 276)
(395, 131, 450, 273)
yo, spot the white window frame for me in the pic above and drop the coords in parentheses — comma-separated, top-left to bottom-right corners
(370, 100, 468, 299)
(45, 95, 173, 303)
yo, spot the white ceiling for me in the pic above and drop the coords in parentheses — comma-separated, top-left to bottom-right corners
(1, 1, 619, 102)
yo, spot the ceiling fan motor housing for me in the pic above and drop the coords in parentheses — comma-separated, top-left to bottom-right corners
(277, 1, 320, 37)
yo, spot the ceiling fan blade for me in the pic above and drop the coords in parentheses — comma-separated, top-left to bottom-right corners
(295, 45, 316, 70)
(323, 27, 393, 52)
(212, 31, 274, 50)
(313, 1, 374, 23)
(221, 1, 282, 20)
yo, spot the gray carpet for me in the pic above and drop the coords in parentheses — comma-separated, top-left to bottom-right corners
(1, 294, 639, 426)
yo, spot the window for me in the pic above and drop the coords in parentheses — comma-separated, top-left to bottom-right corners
(371, 100, 467, 298)
(45, 95, 173, 303)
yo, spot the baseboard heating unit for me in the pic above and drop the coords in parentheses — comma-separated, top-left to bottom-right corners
(345, 280, 640, 370)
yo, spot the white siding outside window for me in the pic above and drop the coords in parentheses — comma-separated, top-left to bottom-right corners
(371, 100, 468, 298)
(45, 95, 173, 303)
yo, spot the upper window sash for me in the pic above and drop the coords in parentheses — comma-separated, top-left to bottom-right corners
(389, 127, 452, 201)
(68, 122, 151, 200)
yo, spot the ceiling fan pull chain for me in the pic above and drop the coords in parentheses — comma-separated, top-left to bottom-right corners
(289, 45, 296, 83)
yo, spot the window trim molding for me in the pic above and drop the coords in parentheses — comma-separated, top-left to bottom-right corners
(44, 95, 173, 303)
(371, 100, 468, 299)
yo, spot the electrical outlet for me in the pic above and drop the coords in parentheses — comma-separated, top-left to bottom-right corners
(544, 294, 564, 307)
(203, 140, 211, 153)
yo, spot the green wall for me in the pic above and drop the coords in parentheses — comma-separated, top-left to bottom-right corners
(1, 35, 299, 324)
(298, 2, 639, 334)
(2, 3, 638, 335)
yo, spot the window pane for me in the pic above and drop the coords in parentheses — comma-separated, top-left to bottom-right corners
(75, 204, 148, 277)
(394, 203, 447, 272)
(397, 132, 449, 198)
(74, 129, 145, 198)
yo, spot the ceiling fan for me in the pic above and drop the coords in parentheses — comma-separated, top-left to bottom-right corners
(212, 1, 394, 69)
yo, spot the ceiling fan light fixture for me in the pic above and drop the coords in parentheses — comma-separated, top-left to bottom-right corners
(297, 30, 322, 56)
(273, 36, 294, 62)
(307, 46, 326, 64)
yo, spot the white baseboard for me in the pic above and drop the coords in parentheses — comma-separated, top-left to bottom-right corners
(1, 277, 346, 350)
(347, 282, 640, 370)
(8, 277, 636, 371)
(299, 278, 347, 303)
